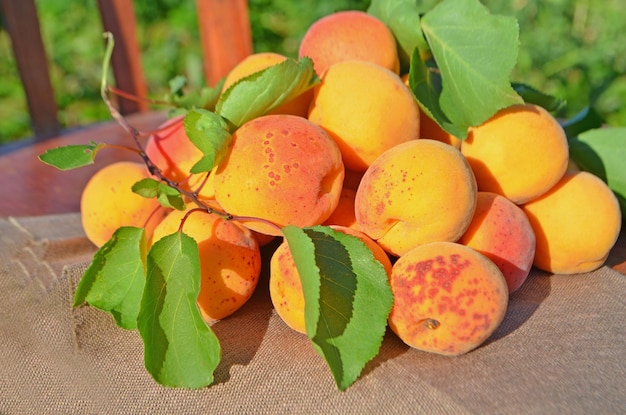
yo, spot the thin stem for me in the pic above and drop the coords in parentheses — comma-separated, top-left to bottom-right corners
(109, 86, 174, 108)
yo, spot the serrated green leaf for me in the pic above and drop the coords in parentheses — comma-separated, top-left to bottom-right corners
(216, 57, 319, 128)
(38, 142, 101, 170)
(367, 0, 431, 71)
(282, 225, 393, 391)
(419, 0, 523, 137)
(183, 109, 232, 174)
(568, 127, 626, 215)
(138, 232, 221, 388)
(74, 226, 147, 330)
(167, 75, 224, 111)
(132, 178, 160, 198)
(513, 83, 567, 113)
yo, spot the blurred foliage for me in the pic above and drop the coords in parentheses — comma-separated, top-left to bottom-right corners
(0, 0, 624, 144)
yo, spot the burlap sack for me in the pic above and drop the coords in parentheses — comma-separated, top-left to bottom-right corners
(1, 214, 624, 414)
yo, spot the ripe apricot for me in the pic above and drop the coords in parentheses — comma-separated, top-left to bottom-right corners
(461, 103, 569, 204)
(522, 171, 622, 274)
(144, 116, 213, 198)
(80, 161, 168, 247)
(355, 139, 477, 257)
(151, 207, 261, 322)
(298, 10, 400, 76)
(213, 114, 344, 236)
(269, 225, 392, 334)
(322, 187, 360, 231)
(458, 192, 536, 293)
(308, 60, 420, 172)
(389, 241, 508, 356)
(221, 52, 312, 117)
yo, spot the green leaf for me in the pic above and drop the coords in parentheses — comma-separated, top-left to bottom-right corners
(561, 106, 605, 139)
(132, 178, 185, 210)
(138, 232, 221, 388)
(367, 0, 431, 72)
(409, 51, 468, 139)
(513, 83, 567, 113)
(568, 127, 626, 215)
(167, 75, 224, 112)
(38, 141, 101, 170)
(183, 109, 232, 174)
(282, 225, 393, 391)
(74, 226, 147, 330)
(418, 0, 523, 137)
(216, 57, 319, 128)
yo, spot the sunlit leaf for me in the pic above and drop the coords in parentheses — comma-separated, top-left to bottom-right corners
(38, 141, 101, 170)
(184, 109, 232, 174)
(74, 226, 147, 330)
(283, 225, 393, 391)
(132, 178, 185, 210)
(137, 232, 221, 388)
(216, 57, 319, 128)
(367, 0, 431, 70)
(418, 0, 523, 137)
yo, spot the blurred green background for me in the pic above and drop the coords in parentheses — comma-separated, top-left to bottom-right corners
(1, 0, 624, 144)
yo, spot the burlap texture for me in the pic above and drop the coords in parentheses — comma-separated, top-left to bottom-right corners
(1, 213, 624, 414)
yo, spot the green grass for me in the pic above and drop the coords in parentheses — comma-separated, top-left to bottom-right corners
(0, 0, 624, 144)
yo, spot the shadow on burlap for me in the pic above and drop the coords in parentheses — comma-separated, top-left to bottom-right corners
(1, 214, 624, 414)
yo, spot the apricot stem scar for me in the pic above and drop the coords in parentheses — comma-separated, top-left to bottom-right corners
(423, 318, 440, 330)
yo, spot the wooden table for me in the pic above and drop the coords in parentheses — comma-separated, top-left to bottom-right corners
(1, 110, 625, 275)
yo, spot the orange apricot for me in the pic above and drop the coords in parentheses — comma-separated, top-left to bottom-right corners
(308, 60, 420, 172)
(388, 241, 508, 356)
(355, 139, 477, 257)
(458, 192, 536, 293)
(213, 114, 344, 236)
(461, 103, 569, 204)
(522, 171, 622, 274)
(151, 207, 261, 322)
(80, 161, 168, 247)
(298, 10, 400, 76)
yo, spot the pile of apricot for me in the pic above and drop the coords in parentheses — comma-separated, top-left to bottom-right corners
(80, 10, 622, 356)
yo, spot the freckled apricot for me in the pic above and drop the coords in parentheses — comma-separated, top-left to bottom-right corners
(355, 139, 477, 257)
(213, 114, 344, 236)
(151, 207, 261, 322)
(389, 241, 508, 356)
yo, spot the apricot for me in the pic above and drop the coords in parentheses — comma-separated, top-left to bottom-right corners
(461, 103, 569, 204)
(81, 161, 168, 247)
(221, 52, 312, 117)
(151, 207, 261, 322)
(388, 241, 508, 356)
(308, 60, 420, 172)
(213, 114, 344, 236)
(355, 139, 477, 257)
(521, 171, 622, 274)
(144, 116, 213, 198)
(322, 187, 360, 231)
(298, 10, 400, 76)
(458, 192, 536, 293)
(269, 225, 392, 334)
